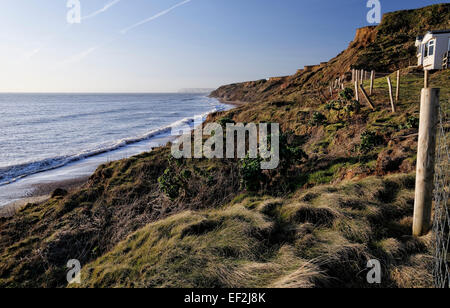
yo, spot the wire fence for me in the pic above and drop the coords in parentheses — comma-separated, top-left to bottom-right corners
(433, 98, 450, 288)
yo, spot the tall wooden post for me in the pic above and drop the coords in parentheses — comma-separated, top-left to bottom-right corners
(387, 77, 396, 113)
(354, 81, 359, 102)
(413, 88, 440, 237)
(424, 70, 429, 88)
(360, 69, 364, 85)
(370, 70, 375, 95)
(396, 70, 400, 102)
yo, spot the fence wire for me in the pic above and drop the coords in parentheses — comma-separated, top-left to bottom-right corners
(433, 99, 450, 288)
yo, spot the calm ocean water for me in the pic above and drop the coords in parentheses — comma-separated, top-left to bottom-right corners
(0, 93, 228, 187)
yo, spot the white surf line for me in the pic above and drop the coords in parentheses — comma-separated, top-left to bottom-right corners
(120, 0, 192, 34)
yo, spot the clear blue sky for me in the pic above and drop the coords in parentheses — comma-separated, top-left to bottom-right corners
(0, 0, 444, 92)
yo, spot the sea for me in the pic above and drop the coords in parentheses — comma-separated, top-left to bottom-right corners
(0, 93, 230, 207)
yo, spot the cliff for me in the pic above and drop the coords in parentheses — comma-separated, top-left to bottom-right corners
(211, 3, 450, 104)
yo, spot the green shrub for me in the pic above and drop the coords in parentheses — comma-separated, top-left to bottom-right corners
(343, 100, 361, 114)
(218, 117, 236, 129)
(310, 112, 327, 126)
(325, 88, 360, 122)
(279, 132, 308, 170)
(339, 88, 354, 101)
(398, 116, 419, 130)
(359, 131, 383, 153)
(325, 100, 341, 111)
(158, 168, 181, 200)
(180, 169, 192, 180)
(240, 156, 262, 191)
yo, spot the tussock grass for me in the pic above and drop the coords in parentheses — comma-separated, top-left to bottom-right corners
(74, 173, 431, 288)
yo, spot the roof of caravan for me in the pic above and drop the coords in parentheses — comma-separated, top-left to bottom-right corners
(428, 29, 450, 35)
(417, 30, 450, 41)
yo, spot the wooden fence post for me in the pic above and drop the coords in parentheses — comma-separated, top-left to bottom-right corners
(424, 70, 429, 88)
(413, 88, 440, 237)
(359, 85, 375, 110)
(370, 70, 375, 95)
(329, 85, 333, 97)
(354, 81, 359, 102)
(396, 70, 400, 102)
(387, 76, 396, 112)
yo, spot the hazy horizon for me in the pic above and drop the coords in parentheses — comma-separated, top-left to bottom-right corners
(0, 0, 444, 93)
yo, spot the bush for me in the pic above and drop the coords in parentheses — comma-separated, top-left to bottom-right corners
(343, 100, 361, 114)
(279, 133, 308, 170)
(240, 156, 262, 191)
(310, 112, 327, 126)
(158, 168, 181, 200)
(180, 169, 192, 180)
(325, 88, 361, 122)
(339, 88, 354, 101)
(398, 116, 419, 130)
(359, 131, 383, 153)
(325, 100, 341, 111)
(218, 117, 236, 129)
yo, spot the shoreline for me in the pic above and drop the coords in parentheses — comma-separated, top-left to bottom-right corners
(0, 177, 89, 217)
(0, 100, 237, 216)
(209, 96, 248, 106)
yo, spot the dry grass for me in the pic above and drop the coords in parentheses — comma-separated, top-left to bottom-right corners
(69, 173, 432, 288)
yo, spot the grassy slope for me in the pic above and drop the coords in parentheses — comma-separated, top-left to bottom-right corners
(0, 4, 449, 288)
(77, 174, 432, 288)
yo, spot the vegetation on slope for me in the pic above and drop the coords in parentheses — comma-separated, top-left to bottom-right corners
(76, 174, 432, 288)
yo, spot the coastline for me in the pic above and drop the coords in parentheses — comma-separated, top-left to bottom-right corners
(209, 96, 248, 106)
(0, 100, 237, 215)
(0, 177, 88, 217)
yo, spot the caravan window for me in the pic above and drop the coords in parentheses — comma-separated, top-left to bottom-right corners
(426, 40, 435, 57)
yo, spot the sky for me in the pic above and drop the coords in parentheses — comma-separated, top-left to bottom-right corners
(0, 0, 445, 93)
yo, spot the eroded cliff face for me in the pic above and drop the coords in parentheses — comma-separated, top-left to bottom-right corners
(209, 25, 379, 104)
(211, 3, 450, 104)
(350, 26, 378, 49)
